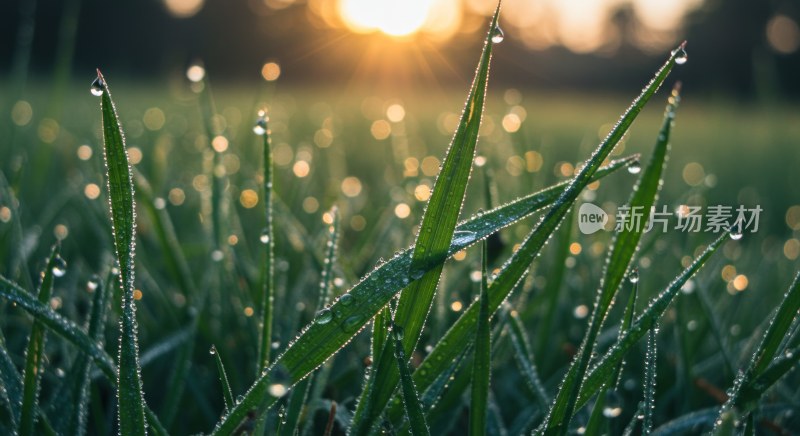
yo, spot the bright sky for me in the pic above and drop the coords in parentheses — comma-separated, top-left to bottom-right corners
(162, 0, 799, 55)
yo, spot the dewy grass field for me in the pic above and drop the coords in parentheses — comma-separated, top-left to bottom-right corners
(2, 1, 800, 435)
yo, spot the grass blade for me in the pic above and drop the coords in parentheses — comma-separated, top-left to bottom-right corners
(575, 233, 728, 410)
(470, 242, 492, 436)
(19, 244, 60, 436)
(351, 5, 502, 432)
(256, 109, 275, 372)
(402, 46, 683, 428)
(541, 80, 682, 434)
(50, 274, 110, 435)
(643, 324, 658, 434)
(506, 307, 549, 410)
(207, 156, 632, 434)
(0, 275, 168, 435)
(96, 70, 147, 435)
(210, 345, 235, 412)
(0, 333, 22, 429)
(393, 324, 430, 436)
(282, 209, 340, 436)
(711, 270, 800, 427)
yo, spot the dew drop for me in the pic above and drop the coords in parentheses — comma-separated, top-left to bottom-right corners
(339, 293, 354, 306)
(209, 344, 217, 355)
(729, 228, 743, 240)
(603, 406, 623, 418)
(268, 383, 287, 397)
(90, 76, 105, 96)
(87, 275, 100, 291)
(253, 110, 268, 136)
(627, 160, 642, 174)
(259, 228, 270, 244)
(342, 314, 364, 332)
(235, 395, 244, 404)
(315, 308, 333, 325)
(491, 25, 505, 44)
(628, 268, 639, 284)
(671, 47, 688, 65)
(52, 255, 67, 277)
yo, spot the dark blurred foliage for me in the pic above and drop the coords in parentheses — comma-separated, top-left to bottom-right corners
(0, 0, 798, 100)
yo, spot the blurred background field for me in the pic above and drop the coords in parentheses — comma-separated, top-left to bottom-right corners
(2, 0, 800, 434)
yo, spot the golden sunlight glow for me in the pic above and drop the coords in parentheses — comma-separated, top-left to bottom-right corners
(339, 0, 435, 36)
(314, 0, 704, 52)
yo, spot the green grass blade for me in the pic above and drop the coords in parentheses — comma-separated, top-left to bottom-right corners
(470, 243, 492, 436)
(737, 345, 800, 407)
(575, 233, 728, 410)
(584, 392, 607, 436)
(612, 277, 639, 385)
(542, 80, 681, 434)
(257, 109, 275, 372)
(210, 345, 235, 412)
(407, 2, 499, 279)
(711, 270, 800, 427)
(207, 157, 632, 434)
(95, 70, 148, 436)
(643, 325, 658, 434)
(0, 334, 22, 429)
(19, 244, 60, 436)
(393, 324, 430, 436)
(408, 47, 683, 427)
(352, 5, 501, 432)
(506, 309, 549, 410)
(0, 275, 168, 435)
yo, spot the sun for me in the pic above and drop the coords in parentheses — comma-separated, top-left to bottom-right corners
(338, 0, 435, 37)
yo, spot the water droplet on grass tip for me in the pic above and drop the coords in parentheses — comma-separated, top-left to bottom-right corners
(671, 47, 688, 64)
(90, 76, 105, 96)
(627, 161, 642, 174)
(315, 308, 333, 325)
(259, 228, 270, 244)
(629, 268, 639, 284)
(491, 25, 505, 43)
(253, 111, 268, 135)
(52, 255, 67, 277)
(729, 228, 743, 240)
(209, 345, 217, 355)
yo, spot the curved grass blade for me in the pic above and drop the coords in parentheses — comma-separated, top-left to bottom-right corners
(256, 109, 275, 373)
(95, 69, 147, 435)
(470, 243, 492, 436)
(207, 157, 633, 434)
(210, 345, 234, 413)
(0, 276, 168, 435)
(541, 81, 682, 434)
(403, 47, 683, 428)
(584, 392, 607, 436)
(19, 244, 60, 436)
(737, 345, 800, 407)
(575, 233, 728, 410)
(506, 310, 549, 410)
(711, 270, 800, 428)
(393, 324, 430, 436)
(351, 4, 502, 433)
